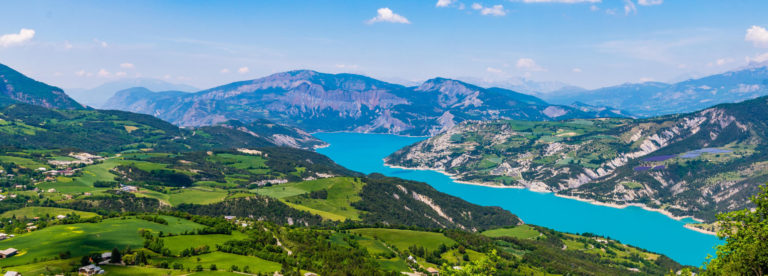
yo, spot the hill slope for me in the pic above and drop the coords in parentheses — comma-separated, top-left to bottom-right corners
(103, 70, 624, 135)
(387, 96, 768, 221)
(0, 63, 84, 110)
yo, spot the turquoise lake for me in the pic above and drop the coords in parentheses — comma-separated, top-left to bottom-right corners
(315, 132, 722, 266)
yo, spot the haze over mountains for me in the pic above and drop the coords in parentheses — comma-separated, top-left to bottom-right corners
(103, 70, 627, 136)
(65, 78, 198, 108)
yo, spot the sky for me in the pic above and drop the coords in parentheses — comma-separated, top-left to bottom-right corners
(1, 0, 768, 90)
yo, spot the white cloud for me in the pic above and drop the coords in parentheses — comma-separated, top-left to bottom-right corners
(747, 52, 768, 63)
(63, 41, 73, 49)
(436, 0, 455, 7)
(120, 63, 135, 69)
(97, 69, 110, 77)
(605, 8, 616, 15)
(572, 67, 583, 73)
(75, 70, 86, 77)
(639, 77, 654, 82)
(366, 8, 410, 24)
(0, 28, 35, 47)
(486, 67, 503, 73)
(238, 67, 250, 74)
(115, 71, 127, 77)
(472, 3, 506, 16)
(624, 0, 636, 15)
(638, 0, 662, 5)
(520, 0, 600, 3)
(516, 58, 545, 71)
(590, 5, 599, 11)
(163, 74, 172, 80)
(93, 39, 108, 48)
(745, 25, 768, 48)
(220, 68, 230, 74)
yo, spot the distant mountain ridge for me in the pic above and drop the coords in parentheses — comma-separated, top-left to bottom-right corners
(386, 95, 768, 221)
(0, 63, 84, 110)
(103, 70, 625, 136)
(543, 65, 768, 117)
(66, 78, 197, 108)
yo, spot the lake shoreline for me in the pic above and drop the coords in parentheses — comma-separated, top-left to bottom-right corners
(384, 161, 714, 235)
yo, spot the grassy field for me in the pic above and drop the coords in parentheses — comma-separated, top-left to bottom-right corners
(135, 187, 229, 206)
(254, 177, 364, 221)
(1, 258, 76, 275)
(103, 265, 185, 276)
(0, 207, 99, 219)
(0, 155, 50, 169)
(209, 153, 269, 175)
(0, 216, 203, 267)
(350, 228, 456, 252)
(481, 225, 542, 240)
(35, 159, 120, 194)
(162, 232, 248, 254)
(160, 251, 281, 273)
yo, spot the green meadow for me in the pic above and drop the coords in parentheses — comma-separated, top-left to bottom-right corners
(350, 228, 456, 252)
(254, 177, 364, 221)
(0, 207, 99, 219)
(481, 225, 542, 240)
(0, 216, 202, 267)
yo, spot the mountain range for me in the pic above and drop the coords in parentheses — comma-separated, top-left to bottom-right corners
(102, 70, 626, 136)
(65, 78, 198, 108)
(541, 63, 768, 117)
(386, 95, 768, 221)
(0, 63, 84, 110)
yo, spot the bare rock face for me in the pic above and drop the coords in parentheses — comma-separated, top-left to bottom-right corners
(104, 71, 623, 136)
(386, 96, 768, 221)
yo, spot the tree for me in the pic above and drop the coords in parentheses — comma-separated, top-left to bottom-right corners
(110, 247, 122, 263)
(704, 184, 768, 275)
(441, 249, 499, 276)
(80, 255, 91, 266)
(210, 264, 218, 271)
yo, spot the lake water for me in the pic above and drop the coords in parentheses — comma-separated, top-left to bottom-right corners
(315, 132, 722, 266)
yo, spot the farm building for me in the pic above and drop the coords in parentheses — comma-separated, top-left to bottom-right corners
(78, 264, 104, 275)
(4, 271, 21, 276)
(0, 248, 18, 258)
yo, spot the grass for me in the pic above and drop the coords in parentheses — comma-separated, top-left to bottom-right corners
(482, 225, 541, 240)
(162, 232, 248, 254)
(35, 159, 121, 194)
(135, 187, 229, 206)
(1, 258, 77, 275)
(209, 153, 269, 175)
(160, 251, 281, 273)
(103, 265, 185, 276)
(0, 216, 203, 266)
(0, 207, 99, 219)
(0, 155, 50, 170)
(350, 228, 456, 252)
(254, 177, 364, 221)
(441, 248, 485, 264)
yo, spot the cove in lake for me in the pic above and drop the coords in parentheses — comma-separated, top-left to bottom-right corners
(315, 132, 722, 266)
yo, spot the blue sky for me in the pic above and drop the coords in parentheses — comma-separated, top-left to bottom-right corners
(1, 0, 767, 90)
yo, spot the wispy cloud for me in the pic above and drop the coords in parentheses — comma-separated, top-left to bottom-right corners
(238, 67, 250, 74)
(436, 0, 455, 7)
(623, 0, 636, 15)
(366, 8, 410, 24)
(0, 28, 35, 47)
(472, 3, 506, 16)
(637, 0, 663, 6)
(518, 0, 600, 3)
(516, 58, 545, 71)
(120, 63, 135, 69)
